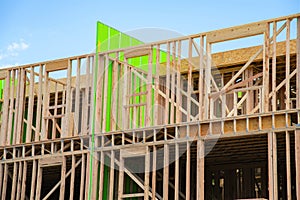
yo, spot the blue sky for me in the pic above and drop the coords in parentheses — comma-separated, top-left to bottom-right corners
(0, 0, 299, 68)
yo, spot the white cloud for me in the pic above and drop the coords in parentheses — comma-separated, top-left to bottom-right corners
(0, 52, 7, 61)
(0, 40, 29, 64)
(7, 41, 29, 51)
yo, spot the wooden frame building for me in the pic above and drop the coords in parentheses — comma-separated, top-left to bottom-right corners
(0, 13, 300, 199)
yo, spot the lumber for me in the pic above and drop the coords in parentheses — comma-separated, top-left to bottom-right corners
(35, 163, 43, 199)
(80, 153, 86, 200)
(74, 58, 81, 135)
(187, 38, 192, 121)
(11, 162, 18, 199)
(286, 19, 290, 110)
(152, 146, 157, 199)
(46, 59, 68, 72)
(1, 164, 8, 200)
(146, 47, 152, 126)
(35, 65, 43, 141)
(163, 144, 169, 199)
(144, 146, 150, 200)
(13, 69, 21, 144)
(82, 56, 90, 135)
(109, 151, 115, 200)
(207, 21, 267, 43)
(42, 158, 82, 200)
(111, 53, 118, 130)
(170, 42, 176, 124)
(174, 143, 179, 200)
(263, 23, 270, 112)
(26, 67, 35, 142)
(286, 131, 291, 200)
(30, 160, 37, 200)
(0, 163, 3, 197)
(118, 155, 124, 200)
(0, 71, 10, 145)
(6, 70, 16, 145)
(296, 128, 300, 199)
(176, 41, 182, 123)
(272, 22, 277, 112)
(69, 155, 76, 200)
(59, 156, 66, 200)
(197, 139, 205, 200)
(165, 43, 170, 124)
(186, 141, 190, 200)
(124, 46, 151, 58)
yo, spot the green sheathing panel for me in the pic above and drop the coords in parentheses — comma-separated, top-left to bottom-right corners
(93, 22, 169, 199)
(96, 21, 144, 52)
(96, 22, 146, 132)
(94, 22, 147, 199)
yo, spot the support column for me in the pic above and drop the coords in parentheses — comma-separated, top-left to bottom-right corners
(163, 144, 169, 200)
(296, 17, 300, 109)
(263, 24, 270, 112)
(295, 127, 300, 199)
(205, 42, 212, 120)
(196, 139, 205, 200)
(146, 48, 153, 127)
(144, 146, 150, 200)
(268, 132, 278, 200)
(118, 154, 124, 200)
(286, 131, 292, 200)
(109, 151, 115, 200)
(1, 164, 8, 200)
(186, 142, 190, 200)
(59, 156, 66, 200)
(35, 163, 43, 200)
(63, 62, 72, 137)
(0, 163, 2, 197)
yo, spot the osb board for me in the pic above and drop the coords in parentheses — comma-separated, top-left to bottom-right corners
(39, 155, 63, 166)
(236, 119, 246, 132)
(179, 124, 199, 138)
(158, 40, 296, 76)
(224, 121, 234, 134)
(249, 118, 259, 131)
(197, 113, 291, 136)
(211, 39, 296, 68)
(200, 122, 222, 136)
(275, 114, 290, 128)
(121, 146, 147, 157)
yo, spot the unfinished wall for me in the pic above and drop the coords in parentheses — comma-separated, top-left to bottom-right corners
(0, 13, 300, 200)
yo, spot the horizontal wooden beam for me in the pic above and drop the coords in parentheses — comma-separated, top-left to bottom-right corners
(124, 46, 151, 58)
(207, 22, 267, 43)
(39, 155, 63, 167)
(45, 59, 69, 72)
